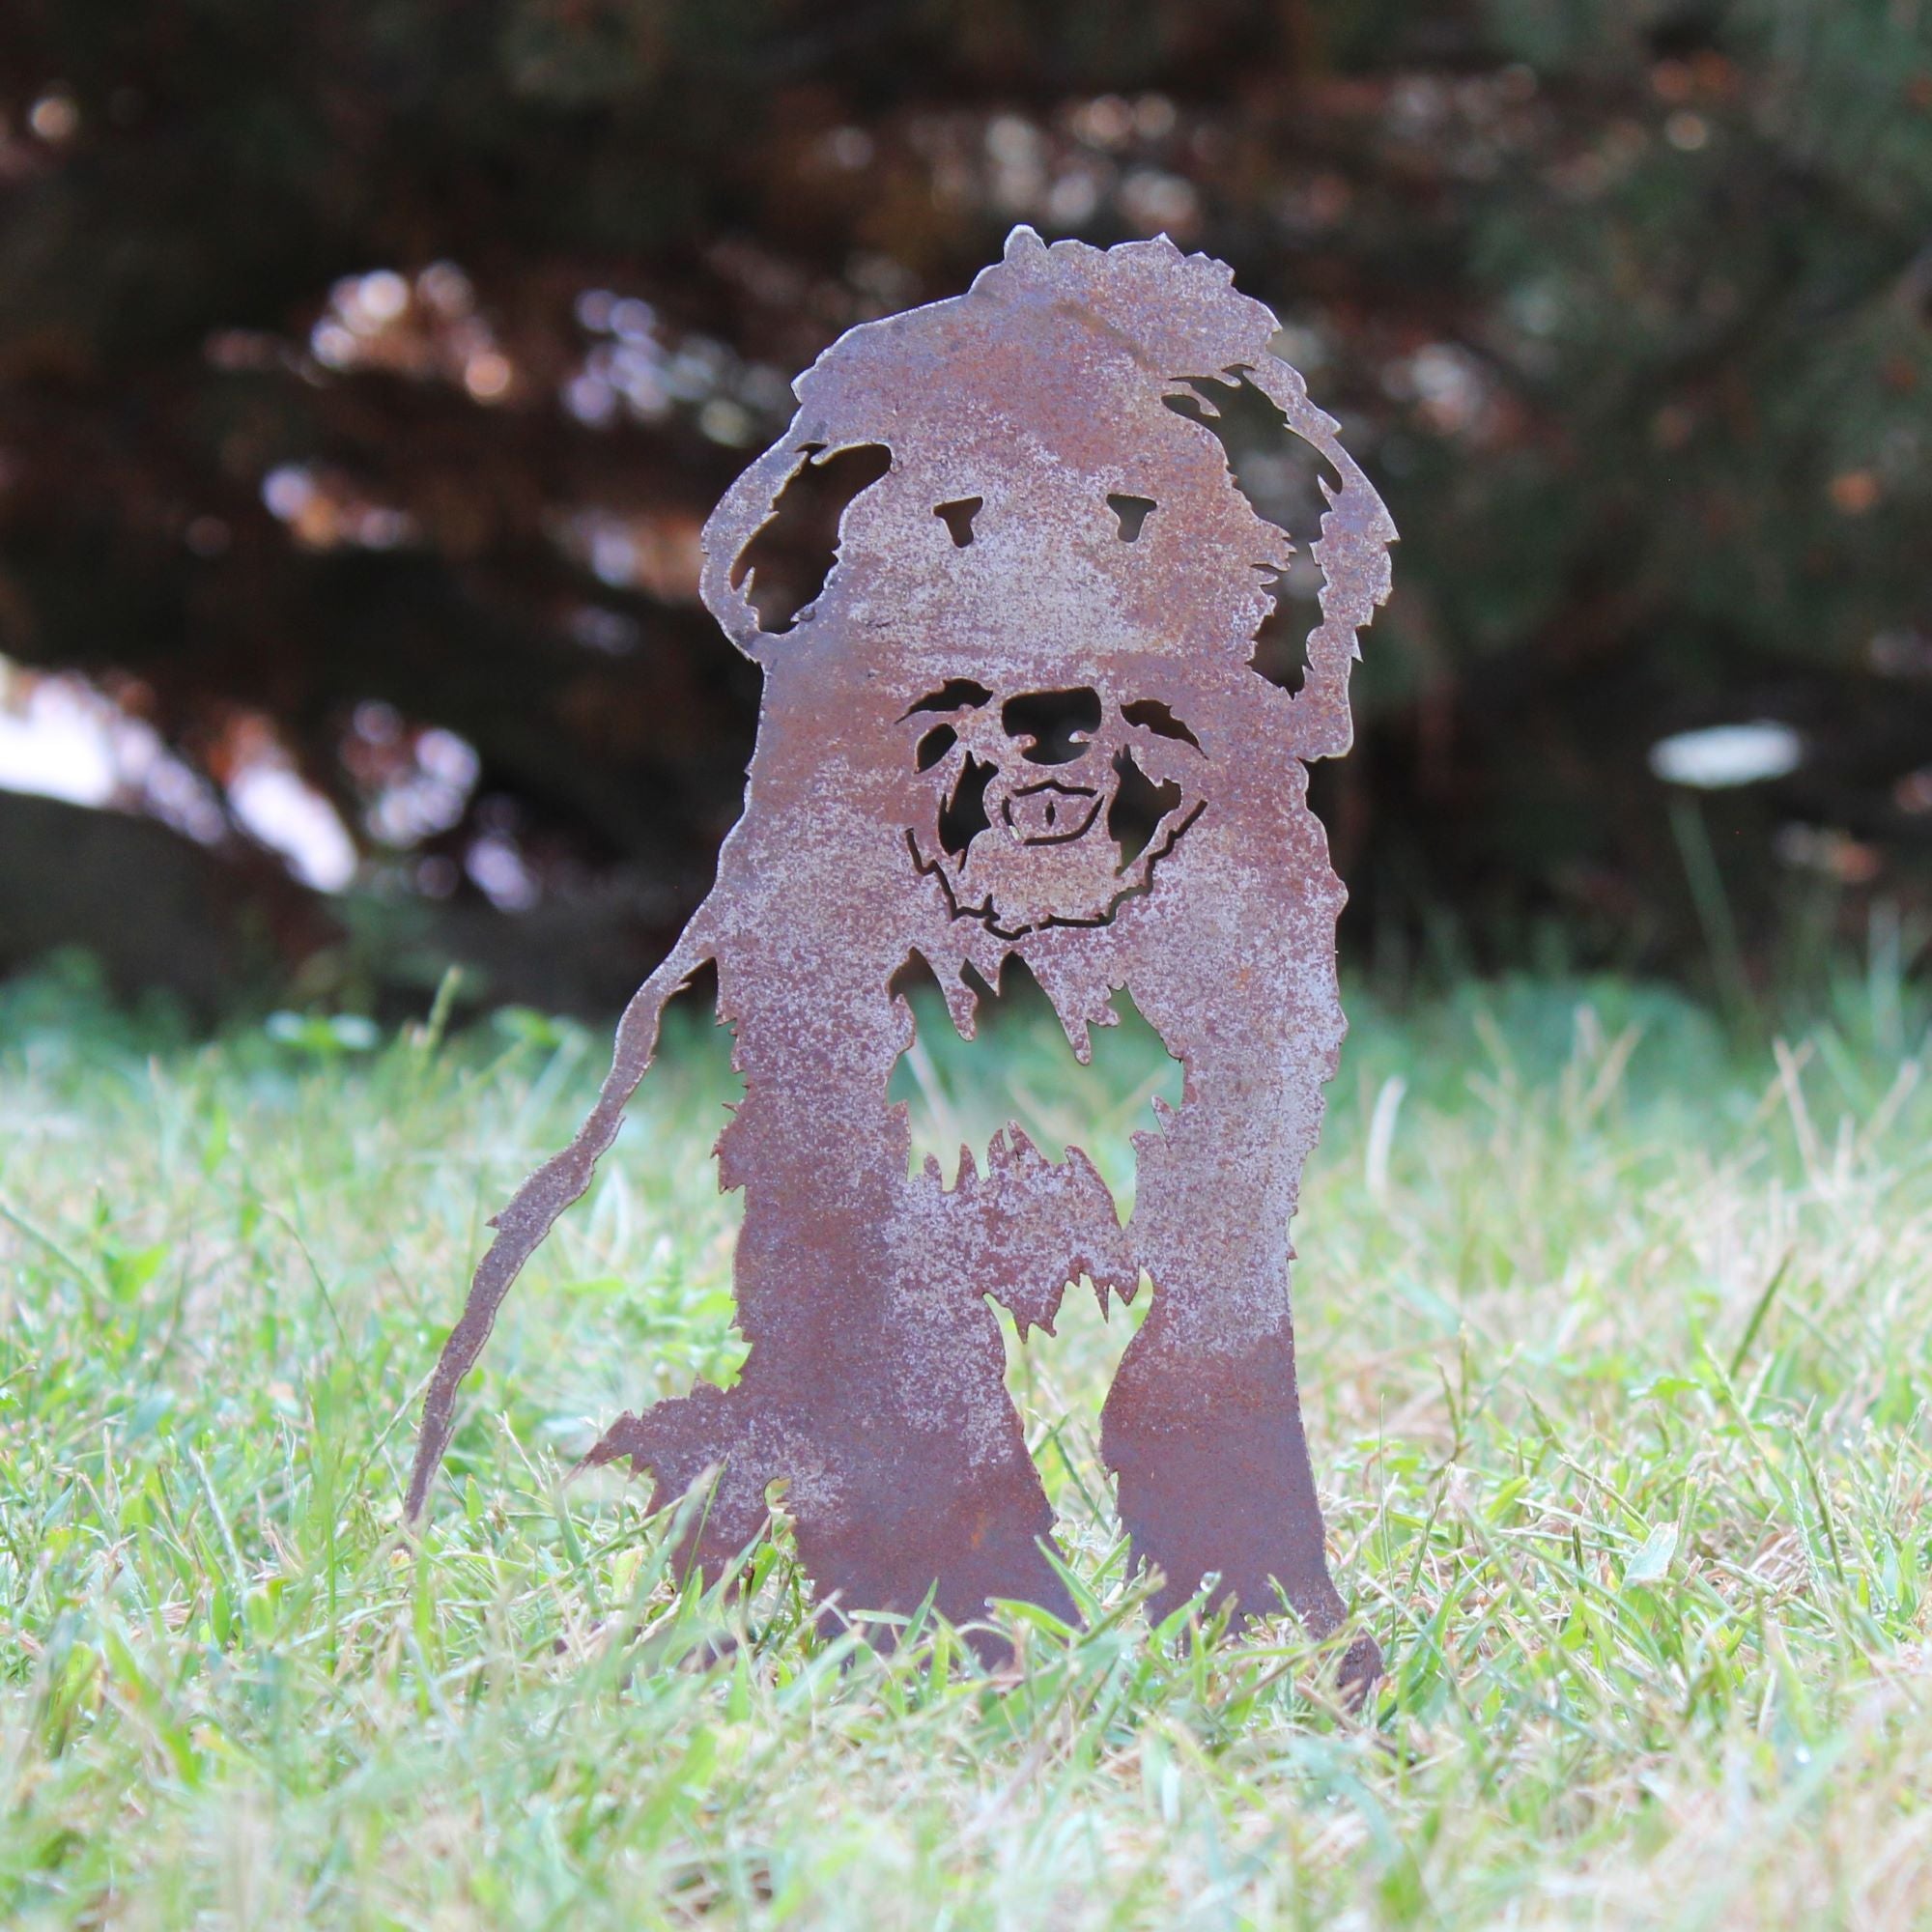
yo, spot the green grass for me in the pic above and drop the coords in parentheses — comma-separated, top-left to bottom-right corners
(3, 961, 1930, 1928)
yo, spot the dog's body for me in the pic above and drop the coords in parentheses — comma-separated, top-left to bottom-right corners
(410, 229, 1394, 1688)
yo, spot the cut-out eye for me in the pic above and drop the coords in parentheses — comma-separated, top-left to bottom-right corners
(903, 679, 993, 718)
(1107, 493, 1156, 542)
(1002, 687, 1102, 765)
(915, 724, 957, 770)
(1121, 698, 1202, 751)
(934, 497, 982, 548)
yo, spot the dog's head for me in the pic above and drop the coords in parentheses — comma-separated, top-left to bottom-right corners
(700, 229, 1394, 933)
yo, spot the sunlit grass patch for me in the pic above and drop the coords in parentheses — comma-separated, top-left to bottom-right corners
(1, 967, 1928, 1927)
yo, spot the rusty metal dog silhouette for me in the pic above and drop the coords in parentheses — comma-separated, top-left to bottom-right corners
(408, 228, 1395, 1691)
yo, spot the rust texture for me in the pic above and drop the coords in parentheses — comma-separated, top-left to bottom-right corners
(408, 228, 1395, 1692)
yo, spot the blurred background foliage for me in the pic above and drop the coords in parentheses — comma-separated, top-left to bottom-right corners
(0, 0, 1927, 1016)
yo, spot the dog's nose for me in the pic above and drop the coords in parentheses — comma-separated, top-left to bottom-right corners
(1002, 686, 1102, 765)
(1015, 735, 1093, 767)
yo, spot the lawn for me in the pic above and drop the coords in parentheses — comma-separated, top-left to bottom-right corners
(2, 962, 1928, 1928)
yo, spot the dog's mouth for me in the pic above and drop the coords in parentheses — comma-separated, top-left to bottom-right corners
(1002, 780, 1102, 846)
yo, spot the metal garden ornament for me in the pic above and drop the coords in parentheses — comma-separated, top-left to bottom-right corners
(408, 228, 1396, 1694)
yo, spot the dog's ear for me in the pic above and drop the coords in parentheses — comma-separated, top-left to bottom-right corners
(1242, 358, 1395, 760)
(700, 438, 803, 659)
(1160, 359, 1395, 754)
(701, 434, 893, 658)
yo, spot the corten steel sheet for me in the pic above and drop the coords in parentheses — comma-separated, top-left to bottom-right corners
(408, 228, 1395, 1695)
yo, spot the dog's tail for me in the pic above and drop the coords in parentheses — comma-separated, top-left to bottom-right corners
(404, 925, 716, 1523)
